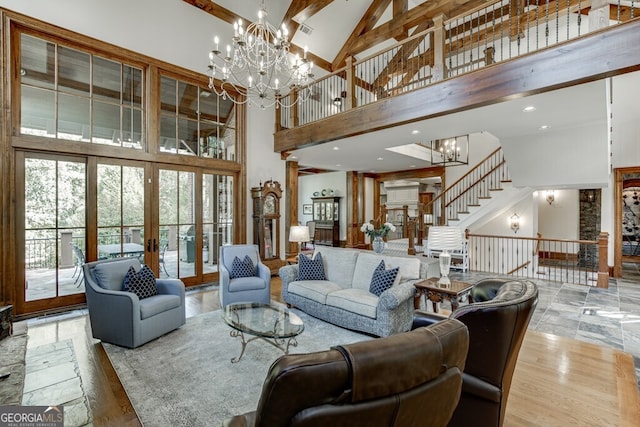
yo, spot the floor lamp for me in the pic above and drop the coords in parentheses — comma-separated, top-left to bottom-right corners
(289, 226, 310, 257)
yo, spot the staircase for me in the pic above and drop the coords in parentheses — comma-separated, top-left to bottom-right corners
(430, 147, 533, 230)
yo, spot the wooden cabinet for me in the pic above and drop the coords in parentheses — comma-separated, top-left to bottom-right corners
(312, 196, 340, 247)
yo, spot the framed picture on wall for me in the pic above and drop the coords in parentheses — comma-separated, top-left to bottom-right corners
(303, 204, 313, 215)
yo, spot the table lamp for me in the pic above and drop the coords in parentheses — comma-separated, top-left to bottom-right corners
(289, 225, 310, 255)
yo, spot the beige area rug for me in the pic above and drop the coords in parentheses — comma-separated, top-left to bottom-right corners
(103, 309, 371, 426)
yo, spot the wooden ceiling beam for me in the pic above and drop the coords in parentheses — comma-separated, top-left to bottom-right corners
(290, 0, 334, 23)
(332, 0, 392, 70)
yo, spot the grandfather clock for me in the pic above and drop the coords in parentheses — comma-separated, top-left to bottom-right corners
(251, 179, 285, 273)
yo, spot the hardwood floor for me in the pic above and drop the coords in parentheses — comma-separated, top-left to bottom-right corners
(20, 277, 640, 426)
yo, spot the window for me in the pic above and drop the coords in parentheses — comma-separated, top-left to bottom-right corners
(159, 75, 237, 160)
(20, 34, 144, 148)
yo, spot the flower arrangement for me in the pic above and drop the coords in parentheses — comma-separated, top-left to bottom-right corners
(360, 221, 396, 238)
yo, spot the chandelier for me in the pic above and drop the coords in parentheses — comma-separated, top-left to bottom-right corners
(430, 135, 469, 166)
(207, 1, 315, 109)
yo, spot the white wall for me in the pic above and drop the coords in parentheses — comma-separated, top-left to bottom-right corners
(246, 107, 285, 253)
(474, 195, 536, 237)
(537, 189, 579, 240)
(299, 172, 347, 240)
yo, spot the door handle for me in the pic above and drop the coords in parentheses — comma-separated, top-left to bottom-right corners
(147, 239, 152, 252)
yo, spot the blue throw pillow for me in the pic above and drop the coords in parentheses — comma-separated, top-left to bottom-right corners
(123, 265, 158, 299)
(369, 260, 400, 297)
(231, 255, 255, 278)
(298, 252, 326, 281)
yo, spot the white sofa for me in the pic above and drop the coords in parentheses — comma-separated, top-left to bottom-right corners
(279, 246, 439, 337)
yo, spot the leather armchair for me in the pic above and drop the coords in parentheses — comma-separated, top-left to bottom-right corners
(223, 318, 469, 427)
(83, 257, 186, 348)
(412, 278, 538, 427)
(219, 244, 271, 308)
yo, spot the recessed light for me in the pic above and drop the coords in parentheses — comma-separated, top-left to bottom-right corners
(410, 165, 416, 168)
(523, 106, 536, 112)
(411, 130, 420, 135)
(336, 164, 341, 167)
(377, 157, 383, 161)
(333, 146, 340, 150)
(290, 155, 297, 159)
(539, 125, 549, 131)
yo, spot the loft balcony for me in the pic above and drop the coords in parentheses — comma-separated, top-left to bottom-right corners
(274, 1, 640, 155)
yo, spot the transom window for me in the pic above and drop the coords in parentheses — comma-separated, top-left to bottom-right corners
(159, 75, 237, 160)
(20, 34, 144, 148)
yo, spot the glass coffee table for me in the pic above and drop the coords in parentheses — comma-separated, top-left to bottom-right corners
(222, 302, 305, 363)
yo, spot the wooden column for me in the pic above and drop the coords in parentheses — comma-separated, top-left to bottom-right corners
(285, 161, 299, 257)
(345, 56, 356, 110)
(345, 171, 360, 248)
(597, 231, 609, 288)
(432, 14, 446, 81)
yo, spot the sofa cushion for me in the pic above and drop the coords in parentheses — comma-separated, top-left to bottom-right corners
(299, 252, 327, 281)
(315, 247, 360, 288)
(231, 255, 255, 278)
(369, 261, 400, 297)
(381, 255, 421, 281)
(228, 276, 267, 292)
(288, 280, 343, 304)
(93, 258, 141, 291)
(326, 288, 378, 319)
(139, 294, 181, 320)
(124, 265, 158, 299)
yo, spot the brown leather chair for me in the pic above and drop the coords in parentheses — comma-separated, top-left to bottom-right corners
(412, 278, 538, 427)
(222, 318, 469, 427)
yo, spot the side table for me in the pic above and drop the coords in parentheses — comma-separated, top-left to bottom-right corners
(414, 278, 474, 313)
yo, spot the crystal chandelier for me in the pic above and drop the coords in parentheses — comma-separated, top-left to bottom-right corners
(207, 1, 315, 109)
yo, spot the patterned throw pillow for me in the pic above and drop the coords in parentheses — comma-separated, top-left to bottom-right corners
(231, 255, 255, 278)
(123, 265, 158, 299)
(298, 252, 327, 281)
(369, 260, 400, 297)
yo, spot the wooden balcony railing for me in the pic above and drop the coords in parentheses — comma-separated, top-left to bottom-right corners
(276, 0, 637, 131)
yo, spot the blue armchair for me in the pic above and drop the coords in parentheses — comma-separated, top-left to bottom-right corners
(219, 244, 271, 308)
(83, 257, 186, 348)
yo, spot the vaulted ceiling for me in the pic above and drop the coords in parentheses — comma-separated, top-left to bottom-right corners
(184, 1, 639, 173)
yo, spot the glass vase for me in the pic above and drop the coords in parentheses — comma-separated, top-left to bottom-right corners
(372, 235, 385, 254)
(438, 249, 452, 287)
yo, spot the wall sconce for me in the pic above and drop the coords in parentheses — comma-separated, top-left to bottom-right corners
(510, 213, 520, 234)
(333, 97, 342, 106)
(545, 190, 555, 205)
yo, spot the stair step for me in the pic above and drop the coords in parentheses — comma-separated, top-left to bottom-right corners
(458, 211, 470, 214)
(478, 196, 491, 199)
(501, 180, 512, 183)
(467, 204, 480, 207)
(489, 188, 503, 191)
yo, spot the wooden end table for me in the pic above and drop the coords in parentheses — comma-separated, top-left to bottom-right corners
(414, 278, 474, 313)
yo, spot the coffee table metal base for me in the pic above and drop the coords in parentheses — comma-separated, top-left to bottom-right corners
(229, 329, 299, 363)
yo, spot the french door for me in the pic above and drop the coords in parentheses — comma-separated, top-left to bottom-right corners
(17, 151, 235, 315)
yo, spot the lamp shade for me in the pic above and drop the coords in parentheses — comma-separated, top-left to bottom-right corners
(289, 226, 310, 243)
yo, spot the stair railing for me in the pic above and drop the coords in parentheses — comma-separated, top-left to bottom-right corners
(421, 147, 510, 227)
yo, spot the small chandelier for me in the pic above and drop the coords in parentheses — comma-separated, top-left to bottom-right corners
(430, 135, 469, 166)
(207, 1, 315, 109)
(510, 213, 520, 234)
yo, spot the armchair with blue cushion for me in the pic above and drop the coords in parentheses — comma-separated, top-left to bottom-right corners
(83, 257, 186, 348)
(219, 244, 271, 308)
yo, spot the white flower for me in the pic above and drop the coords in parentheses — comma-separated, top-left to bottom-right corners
(360, 223, 374, 233)
(384, 222, 396, 232)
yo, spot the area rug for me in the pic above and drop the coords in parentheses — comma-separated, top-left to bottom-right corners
(103, 309, 371, 426)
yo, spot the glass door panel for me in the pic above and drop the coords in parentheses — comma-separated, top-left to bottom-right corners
(24, 156, 86, 302)
(97, 164, 145, 259)
(159, 169, 196, 279)
(202, 174, 234, 275)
